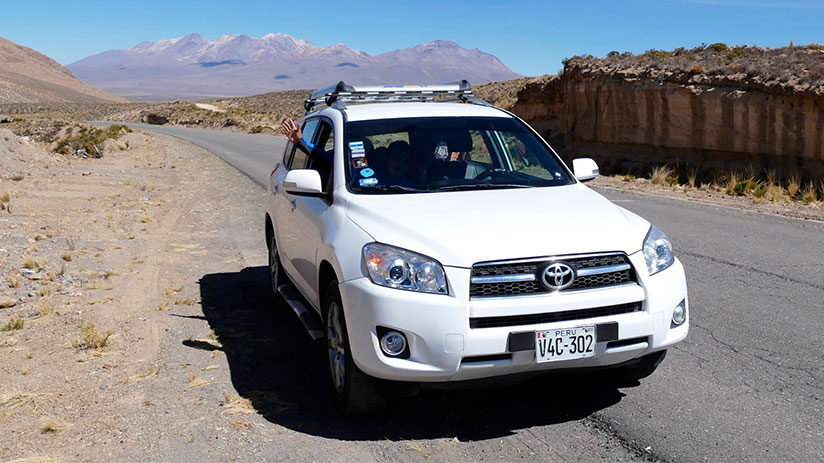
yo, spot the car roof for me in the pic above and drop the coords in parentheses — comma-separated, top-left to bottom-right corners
(317, 102, 512, 122)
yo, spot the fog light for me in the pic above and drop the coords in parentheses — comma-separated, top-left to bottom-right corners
(380, 331, 407, 357)
(672, 300, 687, 326)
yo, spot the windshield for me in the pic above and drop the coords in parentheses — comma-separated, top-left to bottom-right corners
(344, 116, 574, 193)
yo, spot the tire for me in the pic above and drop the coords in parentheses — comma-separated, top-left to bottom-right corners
(268, 232, 280, 299)
(324, 280, 386, 415)
(611, 350, 667, 383)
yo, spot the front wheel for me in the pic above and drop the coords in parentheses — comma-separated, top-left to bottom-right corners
(324, 280, 386, 415)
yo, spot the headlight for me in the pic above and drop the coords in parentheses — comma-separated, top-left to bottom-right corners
(642, 225, 674, 275)
(362, 243, 448, 294)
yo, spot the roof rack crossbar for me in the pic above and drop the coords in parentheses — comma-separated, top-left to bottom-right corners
(304, 80, 489, 112)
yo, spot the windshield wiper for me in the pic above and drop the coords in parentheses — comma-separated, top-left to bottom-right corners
(436, 183, 535, 191)
(360, 185, 426, 194)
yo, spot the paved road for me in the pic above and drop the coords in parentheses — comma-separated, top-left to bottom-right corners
(107, 122, 824, 462)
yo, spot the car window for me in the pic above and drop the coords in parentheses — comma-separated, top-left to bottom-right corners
(283, 142, 296, 167)
(344, 116, 573, 193)
(287, 119, 319, 169)
(302, 119, 320, 146)
(310, 119, 334, 189)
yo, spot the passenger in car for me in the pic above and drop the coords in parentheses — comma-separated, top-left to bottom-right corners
(281, 118, 332, 164)
(379, 141, 424, 187)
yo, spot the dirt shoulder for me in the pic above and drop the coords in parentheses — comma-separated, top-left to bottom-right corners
(591, 175, 824, 222)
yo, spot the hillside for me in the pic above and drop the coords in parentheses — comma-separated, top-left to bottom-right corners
(67, 33, 521, 101)
(0, 36, 126, 104)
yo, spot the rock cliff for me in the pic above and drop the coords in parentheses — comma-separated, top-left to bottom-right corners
(510, 45, 824, 176)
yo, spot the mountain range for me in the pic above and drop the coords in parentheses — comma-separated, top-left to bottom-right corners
(67, 33, 522, 101)
(0, 35, 125, 104)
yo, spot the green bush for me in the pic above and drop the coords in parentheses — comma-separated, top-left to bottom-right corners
(733, 180, 767, 197)
(709, 42, 729, 52)
(644, 49, 671, 60)
(54, 124, 131, 158)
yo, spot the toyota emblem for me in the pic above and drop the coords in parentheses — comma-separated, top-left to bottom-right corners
(541, 262, 575, 291)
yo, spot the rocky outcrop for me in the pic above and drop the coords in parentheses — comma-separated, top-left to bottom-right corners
(512, 67, 824, 176)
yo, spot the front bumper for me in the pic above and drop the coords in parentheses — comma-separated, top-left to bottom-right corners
(340, 252, 689, 382)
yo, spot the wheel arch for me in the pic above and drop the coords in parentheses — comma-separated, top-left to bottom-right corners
(318, 260, 339, 318)
(265, 213, 274, 249)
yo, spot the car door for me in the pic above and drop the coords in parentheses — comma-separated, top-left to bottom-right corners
(288, 117, 335, 306)
(274, 118, 319, 290)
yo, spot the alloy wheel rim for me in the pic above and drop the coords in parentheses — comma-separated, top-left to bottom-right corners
(327, 301, 346, 393)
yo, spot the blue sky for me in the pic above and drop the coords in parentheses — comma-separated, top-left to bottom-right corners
(1, 0, 823, 76)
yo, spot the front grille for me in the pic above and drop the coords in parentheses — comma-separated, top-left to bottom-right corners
(469, 302, 642, 329)
(470, 253, 636, 298)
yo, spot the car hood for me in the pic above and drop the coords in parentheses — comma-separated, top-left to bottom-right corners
(345, 184, 650, 268)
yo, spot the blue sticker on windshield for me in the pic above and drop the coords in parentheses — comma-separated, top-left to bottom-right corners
(359, 178, 378, 187)
(360, 168, 374, 178)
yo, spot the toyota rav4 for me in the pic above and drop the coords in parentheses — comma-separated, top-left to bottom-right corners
(264, 81, 689, 414)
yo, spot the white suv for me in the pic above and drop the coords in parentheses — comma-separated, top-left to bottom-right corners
(265, 82, 689, 414)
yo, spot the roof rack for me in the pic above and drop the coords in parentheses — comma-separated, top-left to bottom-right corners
(303, 80, 490, 112)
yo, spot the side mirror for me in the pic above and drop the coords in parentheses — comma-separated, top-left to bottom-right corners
(283, 169, 324, 196)
(572, 158, 599, 182)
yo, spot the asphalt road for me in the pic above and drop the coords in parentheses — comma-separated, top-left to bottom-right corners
(108, 122, 824, 462)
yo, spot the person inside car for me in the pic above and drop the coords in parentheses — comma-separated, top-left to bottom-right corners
(281, 118, 332, 164)
(380, 140, 423, 187)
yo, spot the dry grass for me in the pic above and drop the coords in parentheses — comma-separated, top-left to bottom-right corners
(1, 316, 25, 332)
(0, 392, 49, 413)
(36, 302, 54, 319)
(121, 365, 159, 384)
(188, 374, 210, 388)
(174, 297, 199, 306)
(71, 323, 114, 350)
(40, 418, 70, 434)
(221, 391, 255, 415)
(687, 168, 698, 188)
(724, 172, 740, 195)
(801, 182, 818, 203)
(60, 252, 72, 262)
(140, 215, 151, 223)
(4, 455, 61, 463)
(649, 165, 674, 185)
(22, 257, 38, 270)
(787, 174, 801, 198)
(0, 191, 10, 203)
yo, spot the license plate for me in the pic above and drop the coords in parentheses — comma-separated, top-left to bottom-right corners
(535, 325, 596, 363)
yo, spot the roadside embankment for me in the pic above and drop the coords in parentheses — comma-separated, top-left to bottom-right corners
(507, 44, 824, 179)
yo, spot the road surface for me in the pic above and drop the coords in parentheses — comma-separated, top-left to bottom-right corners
(107, 122, 824, 462)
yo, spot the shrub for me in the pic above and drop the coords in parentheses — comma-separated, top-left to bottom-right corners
(53, 124, 131, 158)
(1, 316, 24, 332)
(72, 323, 114, 350)
(650, 165, 674, 185)
(708, 42, 729, 52)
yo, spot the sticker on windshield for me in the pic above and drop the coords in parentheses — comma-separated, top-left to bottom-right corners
(359, 178, 378, 187)
(352, 158, 369, 169)
(360, 167, 375, 178)
(434, 140, 449, 161)
(349, 141, 366, 158)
